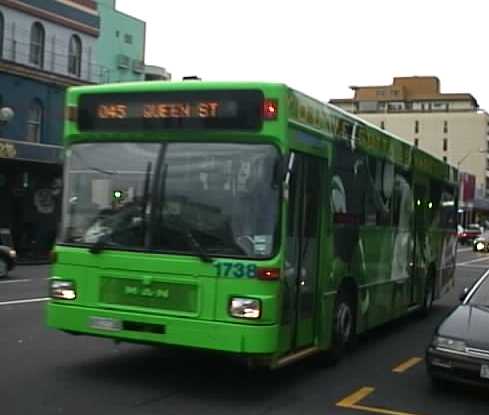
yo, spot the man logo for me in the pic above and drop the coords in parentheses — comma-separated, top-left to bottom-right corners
(124, 285, 169, 299)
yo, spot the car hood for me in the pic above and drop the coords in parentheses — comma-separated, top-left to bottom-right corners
(438, 305, 489, 349)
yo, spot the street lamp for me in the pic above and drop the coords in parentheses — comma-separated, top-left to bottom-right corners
(0, 106, 15, 126)
(457, 148, 488, 228)
(457, 148, 487, 168)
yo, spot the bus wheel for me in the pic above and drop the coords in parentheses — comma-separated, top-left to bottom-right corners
(420, 275, 434, 317)
(327, 289, 356, 363)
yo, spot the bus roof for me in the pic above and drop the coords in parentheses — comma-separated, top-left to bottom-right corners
(66, 80, 457, 182)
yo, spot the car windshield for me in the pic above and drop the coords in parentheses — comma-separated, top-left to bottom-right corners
(467, 276, 489, 307)
(61, 142, 281, 259)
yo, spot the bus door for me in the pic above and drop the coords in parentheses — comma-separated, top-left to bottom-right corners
(285, 152, 324, 350)
(412, 183, 428, 305)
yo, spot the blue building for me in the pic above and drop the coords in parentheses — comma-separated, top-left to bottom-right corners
(0, 0, 101, 260)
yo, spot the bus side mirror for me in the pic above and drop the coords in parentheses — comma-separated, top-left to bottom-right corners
(459, 287, 469, 302)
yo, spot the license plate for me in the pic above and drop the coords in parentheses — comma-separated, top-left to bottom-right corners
(480, 364, 489, 379)
(88, 316, 122, 332)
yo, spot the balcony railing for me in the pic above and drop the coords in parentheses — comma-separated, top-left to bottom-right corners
(0, 24, 107, 84)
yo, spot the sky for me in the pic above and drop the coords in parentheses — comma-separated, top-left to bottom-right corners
(116, 0, 489, 111)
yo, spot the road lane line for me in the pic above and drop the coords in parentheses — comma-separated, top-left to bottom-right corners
(457, 264, 489, 269)
(337, 387, 374, 407)
(457, 247, 473, 253)
(336, 387, 422, 415)
(392, 357, 422, 373)
(0, 297, 49, 306)
(457, 256, 489, 266)
(0, 278, 32, 285)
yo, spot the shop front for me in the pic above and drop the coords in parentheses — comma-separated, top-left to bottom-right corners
(0, 139, 63, 262)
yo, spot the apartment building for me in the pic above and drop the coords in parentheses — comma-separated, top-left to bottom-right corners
(330, 76, 489, 221)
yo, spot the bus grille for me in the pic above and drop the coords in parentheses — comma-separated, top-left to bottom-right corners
(99, 277, 198, 313)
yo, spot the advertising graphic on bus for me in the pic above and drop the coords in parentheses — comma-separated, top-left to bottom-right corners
(47, 81, 458, 369)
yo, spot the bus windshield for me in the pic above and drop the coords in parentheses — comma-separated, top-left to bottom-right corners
(61, 142, 280, 259)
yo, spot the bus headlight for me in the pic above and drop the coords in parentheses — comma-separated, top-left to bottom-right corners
(50, 280, 77, 300)
(229, 297, 261, 319)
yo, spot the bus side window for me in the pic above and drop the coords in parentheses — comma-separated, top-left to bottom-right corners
(440, 185, 457, 230)
(392, 167, 413, 230)
(428, 180, 442, 227)
(364, 156, 393, 226)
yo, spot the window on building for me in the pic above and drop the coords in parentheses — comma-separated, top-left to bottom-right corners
(26, 100, 43, 142)
(68, 35, 82, 77)
(443, 120, 448, 134)
(414, 120, 419, 134)
(380, 121, 385, 130)
(387, 102, 404, 112)
(376, 90, 385, 97)
(29, 22, 45, 68)
(0, 12, 4, 58)
(414, 138, 419, 147)
(443, 156, 447, 163)
(124, 34, 133, 44)
(433, 102, 447, 111)
(443, 138, 448, 152)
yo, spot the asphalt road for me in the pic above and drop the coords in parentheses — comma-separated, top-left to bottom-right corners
(1, 248, 488, 415)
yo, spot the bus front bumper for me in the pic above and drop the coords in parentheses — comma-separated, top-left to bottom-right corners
(46, 302, 279, 355)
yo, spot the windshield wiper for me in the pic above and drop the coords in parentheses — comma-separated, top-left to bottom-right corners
(89, 214, 142, 254)
(164, 217, 214, 263)
(89, 232, 110, 254)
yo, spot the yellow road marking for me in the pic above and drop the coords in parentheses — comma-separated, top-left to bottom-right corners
(337, 387, 375, 407)
(336, 387, 423, 415)
(392, 357, 423, 373)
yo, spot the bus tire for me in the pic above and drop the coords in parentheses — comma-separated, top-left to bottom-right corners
(420, 273, 435, 317)
(326, 288, 357, 364)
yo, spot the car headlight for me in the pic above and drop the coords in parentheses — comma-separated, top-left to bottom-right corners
(432, 336, 466, 352)
(475, 241, 486, 251)
(229, 297, 261, 319)
(50, 280, 77, 300)
(8, 249, 16, 258)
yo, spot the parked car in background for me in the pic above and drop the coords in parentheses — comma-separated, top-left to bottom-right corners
(458, 224, 482, 245)
(0, 228, 16, 278)
(426, 271, 489, 388)
(473, 232, 489, 253)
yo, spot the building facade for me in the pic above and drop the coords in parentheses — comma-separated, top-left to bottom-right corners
(330, 76, 489, 222)
(95, 0, 144, 82)
(95, 0, 171, 82)
(0, 0, 100, 260)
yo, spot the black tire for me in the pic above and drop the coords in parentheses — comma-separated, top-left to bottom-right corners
(327, 289, 357, 363)
(420, 275, 435, 317)
(0, 257, 8, 278)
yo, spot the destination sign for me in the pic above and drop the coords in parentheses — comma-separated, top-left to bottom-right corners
(77, 90, 264, 131)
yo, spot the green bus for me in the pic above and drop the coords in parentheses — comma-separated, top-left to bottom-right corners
(47, 81, 458, 368)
